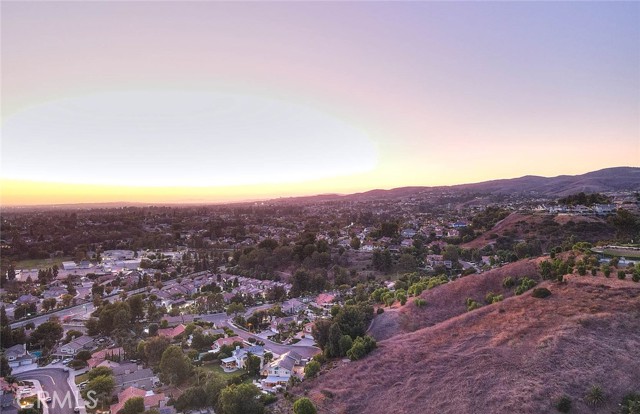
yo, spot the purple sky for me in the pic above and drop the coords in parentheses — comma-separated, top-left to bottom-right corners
(1, 1, 639, 203)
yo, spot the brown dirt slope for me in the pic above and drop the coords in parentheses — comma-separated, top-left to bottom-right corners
(298, 276, 640, 414)
(369, 260, 541, 341)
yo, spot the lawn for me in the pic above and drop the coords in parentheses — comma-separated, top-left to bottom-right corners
(200, 363, 252, 384)
(75, 373, 89, 385)
(15, 256, 72, 270)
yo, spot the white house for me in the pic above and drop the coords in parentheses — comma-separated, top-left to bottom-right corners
(220, 345, 265, 372)
(62, 261, 77, 271)
(260, 351, 304, 391)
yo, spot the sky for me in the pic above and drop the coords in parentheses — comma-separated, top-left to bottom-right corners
(1, 1, 639, 205)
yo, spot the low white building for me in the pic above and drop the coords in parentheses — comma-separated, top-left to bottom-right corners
(62, 261, 77, 270)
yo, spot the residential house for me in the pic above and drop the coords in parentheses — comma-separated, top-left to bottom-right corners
(15, 295, 39, 306)
(5, 344, 36, 368)
(211, 336, 242, 353)
(57, 336, 94, 356)
(87, 347, 124, 369)
(426, 255, 445, 268)
(109, 386, 167, 414)
(270, 316, 298, 334)
(303, 322, 314, 338)
(112, 363, 158, 390)
(281, 299, 305, 315)
(401, 229, 417, 238)
(314, 293, 335, 310)
(260, 351, 304, 391)
(400, 239, 414, 248)
(220, 345, 265, 372)
(157, 324, 185, 340)
(43, 286, 67, 300)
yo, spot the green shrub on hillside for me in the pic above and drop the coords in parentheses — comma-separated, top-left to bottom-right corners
(619, 392, 640, 414)
(554, 395, 571, 413)
(532, 287, 551, 299)
(484, 292, 503, 304)
(502, 276, 515, 288)
(466, 298, 481, 312)
(515, 277, 537, 295)
(585, 385, 605, 407)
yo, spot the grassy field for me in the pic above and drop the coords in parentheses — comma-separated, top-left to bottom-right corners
(15, 257, 72, 270)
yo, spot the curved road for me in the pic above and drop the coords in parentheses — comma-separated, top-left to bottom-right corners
(221, 320, 320, 359)
(15, 368, 81, 414)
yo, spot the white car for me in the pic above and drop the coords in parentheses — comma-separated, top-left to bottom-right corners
(50, 359, 60, 365)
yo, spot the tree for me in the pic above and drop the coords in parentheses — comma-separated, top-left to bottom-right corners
(61, 294, 74, 307)
(350, 237, 361, 250)
(346, 335, 377, 361)
(97, 302, 131, 335)
(293, 398, 317, 414)
(7, 265, 16, 281)
(65, 330, 83, 343)
(0, 355, 12, 377)
(325, 323, 343, 358)
(88, 366, 113, 380)
(1, 306, 13, 349)
(311, 319, 332, 351)
(226, 302, 245, 316)
(119, 397, 144, 414)
(397, 254, 417, 273)
(86, 317, 100, 336)
(42, 298, 57, 312)
(127, 295, 145, 322)
(76, 350, 92, 362)
(83, 373, 115, 409)
(218, 383, 264, 414)
(304, 360, 320, 379)
(159, 345, 192, 385)
(144, 336, 169, 366)
(245, 354, 261, 376)
(338, 335, 353, 357)
(30, 320, 63, 352)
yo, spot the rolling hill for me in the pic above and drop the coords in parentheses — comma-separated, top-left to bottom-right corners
(287, 265, 640, 414)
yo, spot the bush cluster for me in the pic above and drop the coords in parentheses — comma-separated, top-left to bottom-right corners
(532, 287, 551, 299)
(515, 277, 537, 295)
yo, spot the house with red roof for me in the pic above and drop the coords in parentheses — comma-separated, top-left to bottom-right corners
(211, 336, 242, 352)
(109, 386, 166, 414)
(157, 324, 185, 340)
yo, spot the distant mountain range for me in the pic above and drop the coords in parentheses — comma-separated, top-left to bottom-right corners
(453, 166, 640, 196)
(4, 167, 639, 210)
(279, 166, 639, 203)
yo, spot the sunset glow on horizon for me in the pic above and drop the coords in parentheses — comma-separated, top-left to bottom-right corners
(2, 1, 639, 206)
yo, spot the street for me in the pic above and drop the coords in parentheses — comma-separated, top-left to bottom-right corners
(14, 368, 80, 414)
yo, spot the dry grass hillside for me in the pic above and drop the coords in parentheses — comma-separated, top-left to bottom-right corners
(369, 260, 541, 340)
(462, 212, 615, 250)
(293, 274, 640, 414)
